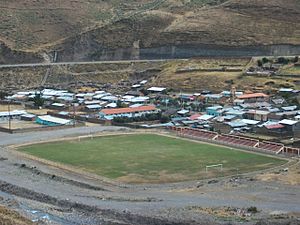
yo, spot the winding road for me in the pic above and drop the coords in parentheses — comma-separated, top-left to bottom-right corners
(0, 59, 177, 69)
(0, 126, 299, 225)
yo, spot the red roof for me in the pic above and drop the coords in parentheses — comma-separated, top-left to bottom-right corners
(265, 124, 285, 130)
(189, 113, 202, 120)
(101, 105, 157, 115)
(238, 93, 269, 99)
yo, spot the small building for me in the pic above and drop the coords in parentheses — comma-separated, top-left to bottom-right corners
(282, 106, 298, 111)
(140, 80, 148, 85)
(126, 96, 150, 104)
(20, 114, 36, 121)
(105, 103, 117, 108)
(189, 113, 202, 121)
(279, 119, 300, 133)
(50, 103, 66, 110)
(147, 87, 166, 93)
(206, 106, 223, 116)
(177, 109, 190, 116)
(241, 119, 260, 126)
(101, 95, 118, 102)
(205, 94, 223, 103)
(223, 115, 237, 122)
(233, 99, 245, 106)
(126, 91, 141, 96)
(179, 94, 195, 101)
(131, 84, 141, 89)
(224, 109, 245, 119)
(84, 100, 101, 105)
(198, 114, 215, 121)
(0, 110, 27, 121)
(279, 88, 294, 93)
(99, 105, 159, 120)
(85, 104, 102, 111)
(237, 93, 269, 103)
(36, 115, 72, 126)
(227, 120, 247, 128)
(245, 110, 269, 121)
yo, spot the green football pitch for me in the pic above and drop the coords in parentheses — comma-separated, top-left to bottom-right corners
(18, 134, 286, 183)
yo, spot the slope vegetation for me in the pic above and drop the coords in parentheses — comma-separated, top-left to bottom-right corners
(0, 0, 299, 62)
(0, 205, 34, 225)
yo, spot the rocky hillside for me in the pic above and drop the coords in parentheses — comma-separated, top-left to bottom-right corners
(0, 0, 300, 63)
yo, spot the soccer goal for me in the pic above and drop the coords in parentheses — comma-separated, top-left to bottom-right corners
(205, 164, 223, 173)
(78, 134, 93, 142)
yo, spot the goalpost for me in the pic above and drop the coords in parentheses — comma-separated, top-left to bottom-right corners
(78, 134, 94, 142)
(205, 164, 223, 173)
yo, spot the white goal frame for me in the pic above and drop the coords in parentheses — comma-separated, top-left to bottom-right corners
(78, 134, 94, 142)
(205, 164, 223, 173)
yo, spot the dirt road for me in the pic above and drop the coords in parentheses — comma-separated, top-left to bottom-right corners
(0, 126, 299, 224)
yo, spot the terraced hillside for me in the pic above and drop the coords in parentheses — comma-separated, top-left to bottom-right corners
(2, 58, 300, 93)
(0, 0, 300, 63)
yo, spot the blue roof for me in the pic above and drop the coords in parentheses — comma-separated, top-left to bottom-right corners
(227, 121, 247, 128)
(224, 115, 236, 120)
(225, 110, 245, 115)
(207, 105, 223, 110)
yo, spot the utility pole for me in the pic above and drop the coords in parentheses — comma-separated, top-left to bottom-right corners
(73, 102, 76, 127)
(8, 101, 11, 130)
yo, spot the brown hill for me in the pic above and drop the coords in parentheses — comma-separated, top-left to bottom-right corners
(0, 0, 300, 62)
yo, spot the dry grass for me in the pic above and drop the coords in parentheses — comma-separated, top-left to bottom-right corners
(1, 0, 299, 52)
(256, 161, 300, 185)
(0, 121, 42, 129)
(1, 58, 300, 93)
(0, 104, 23, 112)
(279, 65, 300, 75)
(152, 58, 300, 92)
(0, 205, 35, 225)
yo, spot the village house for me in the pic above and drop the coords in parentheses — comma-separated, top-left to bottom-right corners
(99, 105, 159, 120)
(237, 93, 269, 103)
(245, 110, 269, 122)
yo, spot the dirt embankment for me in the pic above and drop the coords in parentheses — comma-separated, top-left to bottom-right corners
(0, 179, 199, 225)
(0, 42, 43, 65)
(0, 204, 35, 225)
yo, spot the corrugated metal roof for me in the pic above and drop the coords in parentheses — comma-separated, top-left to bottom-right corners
(238, 93, 268, 99)
(265, 124, 285, 129)
(101, 105, 157, 115)
(37, 115, 71, 125)
(279, 119, 298, 126)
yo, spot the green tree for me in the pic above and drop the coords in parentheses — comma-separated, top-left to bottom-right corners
(257, 60, 263, 67)
(262, 57, 269, 64)
(116, 100, 124, 108)
(277, 57, 289, 64)
(32, 93, 44, 107)
(160, 114, 170, 123)
(0, 91, 8, 100)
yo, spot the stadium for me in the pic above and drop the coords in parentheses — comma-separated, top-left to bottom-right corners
(16, 129, 289, 184)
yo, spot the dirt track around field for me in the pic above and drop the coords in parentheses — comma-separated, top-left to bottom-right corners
(0, 126, 299, 225)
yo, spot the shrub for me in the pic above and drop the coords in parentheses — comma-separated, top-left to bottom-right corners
(247, 206, 258, 213)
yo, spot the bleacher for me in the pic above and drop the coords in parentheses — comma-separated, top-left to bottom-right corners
(215, 134, 258, 148)
(284, 147, 300, 155)
(181, 128, 217, 140)
(170, 126, 300, 156)
(258, 141, 283, 152)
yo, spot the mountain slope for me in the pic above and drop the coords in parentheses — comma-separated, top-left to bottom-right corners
(0, 0, 299, 63)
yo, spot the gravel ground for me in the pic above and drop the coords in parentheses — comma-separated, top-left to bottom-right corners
(0, 125, 299, 225)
